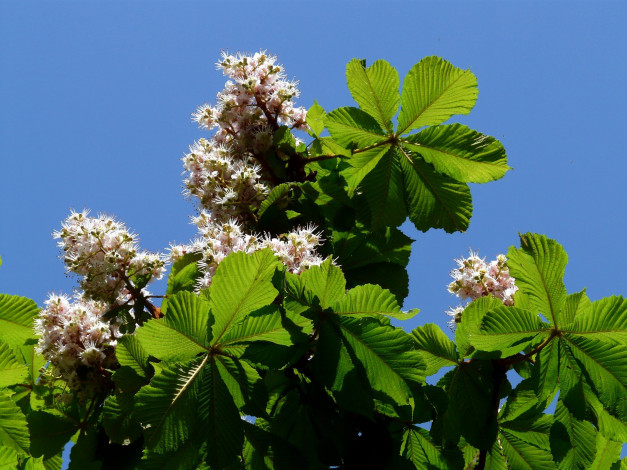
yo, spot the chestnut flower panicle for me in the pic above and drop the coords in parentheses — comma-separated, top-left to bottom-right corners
(446, 251, 518, 329)
(34, 293, 121, 397)
(184, 51, 308, 225)
(168, 212, 324, 290)
(182, 138, 269, 222)
(54, 210, 166, 304)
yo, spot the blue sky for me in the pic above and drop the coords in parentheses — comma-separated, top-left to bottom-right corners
(2, 1, 625, 332)
(0, 1, 626, 462)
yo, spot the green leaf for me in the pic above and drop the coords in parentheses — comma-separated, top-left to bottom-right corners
(438, 361, 496, 449)
(343, 263, 411, 308)
(587, 433, 622, 470)
(332, 284, 405, 319)
(332, 225, 412, 270)
(550, 400, 597, 469)
(165, 253, 203, 297)
(241, 420, 305, 470)
(114, 335, 152, 385)
(306, 100, 326, 136)
(399, 148, 473, 233)
(324, 106, 387, 148)
(563, 296, 627, 344)
(345, 59, 399, 132)
(136, 357, 211, 453)
(498, 429, 557, 470)
(0, 294, 39, 347)
(561, 334, 627, 420)
(28, 411, 77, 459)
(469, 306, 548, 355)
(344, 145, 391, 196)
(507, 233, 568, 326)
(354, 147, 407, 230)
(67, 427, 101, 470)
(455, 296, 503, 357)
(136, 291, 210, 363)
(139, 440, 205, 470)
(500, 379, 555, 422)
(220, 306, 310, 348)
(102, 394, 143, 445)
(560, 290, 592, 327)
(204, 359, 245, 469)
(0, 342, 28, 387)
(313, 315, 424, 415)
(397, 56, 478, 135)
(531, 334, 560, 401)
(285, 258, 345, 311)
(400, 426, 459, 469)
(258, 183, 293, 218)
(402, 124, 509, 183)
(136, 355, 244, 466)
(0, 392, 30, 454)
(210, 249, 279, 344)
(411, 323, 459, 377)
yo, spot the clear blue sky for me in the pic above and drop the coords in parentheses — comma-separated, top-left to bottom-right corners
(2, 0, 625, 331)
(0, 2, 625, 460)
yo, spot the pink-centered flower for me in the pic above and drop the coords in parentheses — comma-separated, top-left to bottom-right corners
(446, 251, 518, 329)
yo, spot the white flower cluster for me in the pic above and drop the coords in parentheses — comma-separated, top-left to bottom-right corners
(34, 294, 121, 396)
(54, 210, 166, 304)
(184, 51, 308, 224)
(169, 212, 324, 290)
(192, 51, 308, 143)
(182, 138, 269, 222)
(446, 251, 518, 329)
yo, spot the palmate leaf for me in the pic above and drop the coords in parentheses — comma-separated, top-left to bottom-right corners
(354, 147, 407, 229)
(27, 410, 78, 459)
(469, 306, 549, 356)
(210, 249, 280, 344)
(136, 356, 212, 453)
(345, 59, 399, 132)
(549, 400, 597, 470)
(0, 342, 28, 387)
(306, 100, 326, 137)
(437, 361, 496, 449)
(0, 294, 39, 348)
(331, 225, 413, 304)
(220, 306, 311, 348)
(136, 291, 210, 363)
(563, 295, 627, 344)
(498, 430, 557, 470)
(560, 290, 592, 327)
(313, 314, 425, 416)
(397, 56, 478, 135)
(402, 124, 509, 183)
(531, 334, 560, 400)
(165, 252, 203, 299)
(560, 334, 627, 420)
(398, 147, 473, 233)
(331, 284, 415, 320)
(411, 323, 459, 377)
(241, 420, 306, 470)
(0, 391, 30, 454)
(400, 426, 460, 470)
(324, 106, 387, 149)
(587, 433, 622, 470)
(507, 233, 568, 325)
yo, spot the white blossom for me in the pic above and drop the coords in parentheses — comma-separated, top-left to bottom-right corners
(446, 251, 518, 329)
